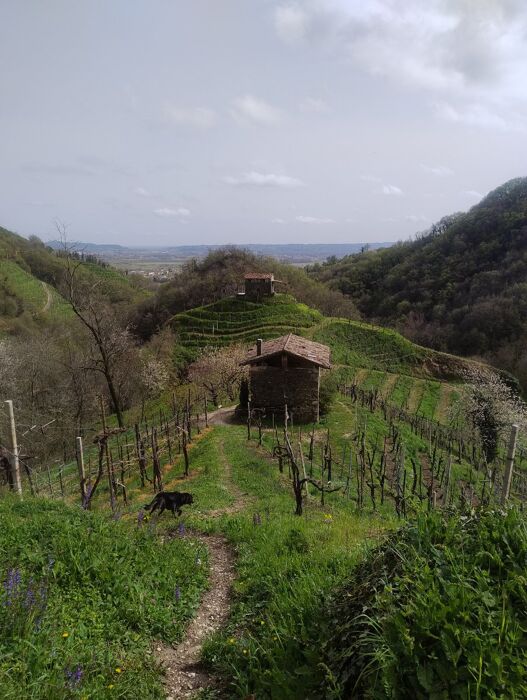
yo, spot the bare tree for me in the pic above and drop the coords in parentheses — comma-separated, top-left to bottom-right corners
(56, 223, 137, 427)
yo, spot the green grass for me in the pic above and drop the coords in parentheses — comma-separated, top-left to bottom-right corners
(0, 260, 73, 323)
(0, 496, 208, 699)
(323, 508, 527, 699)
(0, 260, 47, 314)
(169, 294, 323, 357)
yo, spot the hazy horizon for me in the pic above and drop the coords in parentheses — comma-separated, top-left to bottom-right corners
(2, 1, 527, 246)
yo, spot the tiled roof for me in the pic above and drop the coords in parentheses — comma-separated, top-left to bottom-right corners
(244, 272, 274, 280)
(241, 333, 331, 368)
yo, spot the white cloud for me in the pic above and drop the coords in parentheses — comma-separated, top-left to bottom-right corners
(435, 101, 525, 132)
(360, 174, 382, 183)
(164, 106, 216, 128)
(382, 184, 403, 195)
(273, 1, 527, 104)
(296, 215, 335, 224)
(299, 97, 330, 113)
(223, 171, 304, 188)
(274, 4, 310, 45)
(361, 175, 403, 195)
(271, 217, 286, 224)
(135, 186, 151, 197)
(153, 207, 191, 217)
(231, 95, 282, 126)
(420, 164, 453, 177)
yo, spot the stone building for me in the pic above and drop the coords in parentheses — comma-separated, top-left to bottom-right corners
(243, 273, 276, 300)
(241, 333, 331, 423)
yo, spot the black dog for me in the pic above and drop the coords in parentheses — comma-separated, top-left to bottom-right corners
(144, 490, 194, 518)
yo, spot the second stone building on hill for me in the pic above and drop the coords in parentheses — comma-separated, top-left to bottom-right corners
(240, 333, 331, 423)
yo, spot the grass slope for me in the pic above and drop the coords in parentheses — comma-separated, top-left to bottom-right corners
(170, 293, 479, 424)
(0, 225, 149, 331)
(169, 294, 323, 354)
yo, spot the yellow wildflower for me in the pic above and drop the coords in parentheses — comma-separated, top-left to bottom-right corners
(62, 632, 69, 638)
(228, 637, 236, 644)
(115, 667, 122, 674)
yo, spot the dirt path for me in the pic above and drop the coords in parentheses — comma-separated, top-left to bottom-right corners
(381, 372, 399, 400)
(435, 383, 455, 423)
(158, 532, 235, 699)
(40, 281, 52, 313)
(208, 406, 236, 426)
(157, 435, 244, 698)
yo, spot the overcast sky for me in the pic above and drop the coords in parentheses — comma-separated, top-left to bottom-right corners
(1, 1, 527, 245)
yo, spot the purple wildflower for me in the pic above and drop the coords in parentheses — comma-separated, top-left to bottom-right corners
(178, 522, 185, 536)
(24, 579, 35, 609)
(4, 567, 21, 606)
(65, 664, 83, 689)
(174, 585, 181, 602)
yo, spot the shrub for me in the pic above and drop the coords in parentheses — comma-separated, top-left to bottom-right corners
(321, 508, 527, 699)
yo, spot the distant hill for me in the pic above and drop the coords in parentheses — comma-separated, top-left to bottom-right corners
(312, 177, 527, 390)
(45, 241, 392, 265)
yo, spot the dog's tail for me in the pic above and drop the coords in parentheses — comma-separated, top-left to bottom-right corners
(144, 493, 161, 511)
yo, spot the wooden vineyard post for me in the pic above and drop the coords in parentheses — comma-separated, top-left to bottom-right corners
(76, 436, 86, 504)
(501, 424, 519, 506)
(299, 442, 310, 499)
(182, 429, 189, 477)
(443, 453, 452, 507)
(5, 400, 22, 495)
(100, 397, 116, 512)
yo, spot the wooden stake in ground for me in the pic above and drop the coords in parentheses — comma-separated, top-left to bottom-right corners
(5, 400, 22, 495)
(76, 436, 86, 504)
(501, 424, 519, 506)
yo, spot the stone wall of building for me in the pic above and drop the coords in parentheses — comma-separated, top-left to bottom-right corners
(249, 366, 320, 422)
(245, 278, 273, 300)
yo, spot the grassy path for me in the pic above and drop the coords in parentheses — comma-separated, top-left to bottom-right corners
(159, 531, 235, 699)
(158, 435, 243, 698)
(40, 281, 52, 313)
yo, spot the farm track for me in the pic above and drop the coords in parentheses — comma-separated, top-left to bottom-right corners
(435, 383, 455, 423)
(381, 372, 399, 400)
(407, 381, 425, 414)
(158, 431, 245, 699)
(40, 281, 52, 313)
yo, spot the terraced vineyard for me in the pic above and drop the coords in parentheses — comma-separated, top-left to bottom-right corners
(169, 294, 323, 352)
(345, 367, 460, 423)
(168, 293, 473, 427)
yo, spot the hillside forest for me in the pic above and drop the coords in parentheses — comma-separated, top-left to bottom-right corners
(1, 179, 527, 699)
(311, 177, 527, 393)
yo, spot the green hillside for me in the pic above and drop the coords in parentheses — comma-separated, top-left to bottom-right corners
(169, 294, 323, 350)
(0, 226, 149, 331)
(312, 177, 527, 390)
(169, 293, 482, 425)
